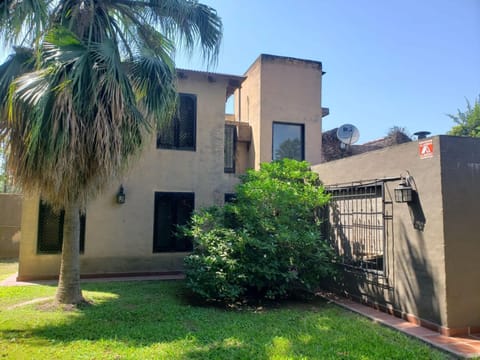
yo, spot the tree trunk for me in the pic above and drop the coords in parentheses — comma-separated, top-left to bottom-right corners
(55, 202, 84, 304)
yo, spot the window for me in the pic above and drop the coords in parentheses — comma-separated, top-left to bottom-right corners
(37, 202, 86, 254)
(157, 94, 196, 150)
(224, 124, 236, 173)
(272, 122, 304, 161)
(224, 193, 236, 203)
(153, 192, 194, 252)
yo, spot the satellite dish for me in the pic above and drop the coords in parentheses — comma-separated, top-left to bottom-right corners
(336, 124, 360, 145)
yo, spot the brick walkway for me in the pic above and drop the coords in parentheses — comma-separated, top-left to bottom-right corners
(2, 274, 479, 358)
(321, 293, 480, 359)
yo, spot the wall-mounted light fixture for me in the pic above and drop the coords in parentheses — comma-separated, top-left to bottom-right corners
(116, 185, 126, 204)
(394, 173, 414, 203)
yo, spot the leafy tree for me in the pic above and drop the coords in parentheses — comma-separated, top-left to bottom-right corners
(275, 138, 302, 160)
(0, 0, 222, 304)
(447, 96, 480, 137)
(184, 159, 335, 303)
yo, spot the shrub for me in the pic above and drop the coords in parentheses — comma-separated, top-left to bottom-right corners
(184, 159, 335, 302)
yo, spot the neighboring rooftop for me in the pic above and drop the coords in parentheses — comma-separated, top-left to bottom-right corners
(322, 127, 412, 162)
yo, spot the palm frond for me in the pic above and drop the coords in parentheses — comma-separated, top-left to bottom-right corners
(150, 0, 222, 65)
(0, 0, 49, 46)
(128, 48, 177, 124)
(0, 47, 35, 136)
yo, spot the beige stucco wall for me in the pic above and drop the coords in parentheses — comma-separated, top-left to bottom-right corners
(18, 71, 240, 279)
(0, 193, 22, 258)
(235, 58, 261, 169)
(312, 137, 449, 328)
(236, 55, 324, 169)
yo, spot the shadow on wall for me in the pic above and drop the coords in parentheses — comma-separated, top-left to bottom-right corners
(408, 192, 426, 231)
(396, 218, 441, 326)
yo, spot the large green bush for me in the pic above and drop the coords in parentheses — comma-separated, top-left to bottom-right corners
(184, 159, 335, 302)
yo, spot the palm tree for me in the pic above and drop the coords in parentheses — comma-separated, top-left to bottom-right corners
(0, 0, 222, 304)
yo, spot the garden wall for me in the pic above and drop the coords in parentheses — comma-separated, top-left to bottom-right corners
(0, 193, 22, 258)
(312, 135, 480, 336)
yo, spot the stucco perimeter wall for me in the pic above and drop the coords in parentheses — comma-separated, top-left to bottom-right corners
(439, 136, 480, 330)
(312, 137, 449, 328)
(0, 193, 22, 258)
(18, 73, 238, 279)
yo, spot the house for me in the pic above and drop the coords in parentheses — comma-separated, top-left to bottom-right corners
(13, 52, 480, 337)
(17, 54, 327, 280)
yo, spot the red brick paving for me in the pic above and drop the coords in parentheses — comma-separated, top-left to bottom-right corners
(321, 293, 480, 359)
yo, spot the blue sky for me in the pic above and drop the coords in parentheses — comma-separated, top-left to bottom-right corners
(176, 0, 480, 143)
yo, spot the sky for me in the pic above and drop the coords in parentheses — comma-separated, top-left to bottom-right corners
(175, 0, 480, 143)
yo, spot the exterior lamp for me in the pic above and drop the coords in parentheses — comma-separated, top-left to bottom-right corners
(394, 177, 413, 203)
(116, 185, 126, 204)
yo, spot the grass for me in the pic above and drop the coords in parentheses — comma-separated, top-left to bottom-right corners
(0, 262, 451, 359)
(0, 258, 18, 281)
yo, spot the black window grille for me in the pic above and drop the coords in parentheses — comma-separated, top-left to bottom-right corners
(326, 183, 386, 273)
(153, 192, 194, 252)
(157, 93, 196, 150)
(272, 122, 305, 161)
(224, 124, 236, 173)
(37, 202, 86, 254)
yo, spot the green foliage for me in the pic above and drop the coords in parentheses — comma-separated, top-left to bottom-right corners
(447, 96, 480, 137)
(184, 159, 336, 302)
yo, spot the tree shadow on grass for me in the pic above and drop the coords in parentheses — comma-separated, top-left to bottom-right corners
(0, 280, 446, 359)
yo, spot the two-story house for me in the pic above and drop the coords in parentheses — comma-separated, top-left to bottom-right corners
(17, 54, 327, 280)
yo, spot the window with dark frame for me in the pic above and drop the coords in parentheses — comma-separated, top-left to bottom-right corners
(153, 192, 194, 252)
(224, 193, 236, 203)
(37, 202, 86, 254)
(157, 93, 196, 150)
(272, 122, 305, 161)
(224, 124, 236, 173)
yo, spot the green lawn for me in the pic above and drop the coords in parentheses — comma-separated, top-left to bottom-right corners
(0, 262, 451, 359)
(0, 258, 18, 281)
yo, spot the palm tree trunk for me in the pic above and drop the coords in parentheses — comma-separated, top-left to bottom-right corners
(55, 202, 84, 304)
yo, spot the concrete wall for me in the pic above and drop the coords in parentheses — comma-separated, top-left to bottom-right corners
(0, 193, 22, 258)
(313, 137, 448, 328)
(312, 135, 480, 333)
(18, 71, 240, 279)
(439, 136, 480, 330)
(236, 55, 324, 169)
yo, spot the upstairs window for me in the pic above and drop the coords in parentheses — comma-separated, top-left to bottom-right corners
(157, 94, 196, 151)
(272, 122, 305, 161)
(37, 202, 86, 254)
(224, 124, 236, 173)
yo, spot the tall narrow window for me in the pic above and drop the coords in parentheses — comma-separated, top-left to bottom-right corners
(153, 192, 194, 252)
(157, 94, 196, 150)
(37, 202, 86, 254)
(224, 124, 236, 173)
(272, 122, 305, 161)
